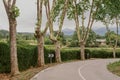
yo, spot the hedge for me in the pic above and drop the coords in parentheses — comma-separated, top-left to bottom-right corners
(89, 49, 120, 58)
(0, 43, 10, 73)
(1, 42, 120, 73)
(17, 45, 37, 71)
(0, 42, 37, 73)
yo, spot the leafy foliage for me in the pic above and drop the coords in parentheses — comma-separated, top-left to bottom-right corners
(52, 0, 65, 22)
(45, 36, 53, 45)
(67, 0, 90, 19)
(11, 6, 20, 19)
(95, 0, 120, 22)
(105, 31, 120, 46)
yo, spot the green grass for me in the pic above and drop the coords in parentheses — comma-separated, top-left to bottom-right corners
(107, 61, 120, 76)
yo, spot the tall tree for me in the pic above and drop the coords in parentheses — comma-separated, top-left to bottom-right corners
(44, 0, 68, 62)
(96, 0, 120, 58)
(34, 0, 48, 67)
(3, 0, 20, 75)
(67, 0, 101, 60)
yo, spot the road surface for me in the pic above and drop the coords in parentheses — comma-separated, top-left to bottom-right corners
(31, 59, 120, 80)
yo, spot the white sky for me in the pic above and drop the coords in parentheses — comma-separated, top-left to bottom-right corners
(0, 0, 106, 33)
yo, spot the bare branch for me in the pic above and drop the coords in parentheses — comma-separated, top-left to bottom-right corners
(3, 0, 9, 16)
(8, 0, 12, 9)
(74, 0, 81, 42)
(115, 16, 119, 48)
(56, 0, 68, 38)
(43, 22, 49, 35)
(37, 0, 40, 23)
(45, 0, 56, 41)
(83, 0, 94, 41)
(81, 11, 85, 39)
(36, 0, 43, 29)
(12, 0, 16, 7)
(84, 0, 101, 42)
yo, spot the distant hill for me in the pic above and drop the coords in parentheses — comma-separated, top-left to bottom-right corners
(62, 28, 107, 36)
(63, 27, 120, 36)
(0, 29, 34, 39)
(0, 29, 34, 36)
(62, 28, 74, 35)
(93, 27, 120, 36)
(93, 27, 107, 36)
(0, 30, 9, 38)
(0, 27, 120, 37)
(46, 28, 74, 36)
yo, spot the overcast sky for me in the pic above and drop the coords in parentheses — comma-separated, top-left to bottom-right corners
(0, 0, 107, 33)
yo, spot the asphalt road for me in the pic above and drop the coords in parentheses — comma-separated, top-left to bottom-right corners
(31, 59, 120, 80)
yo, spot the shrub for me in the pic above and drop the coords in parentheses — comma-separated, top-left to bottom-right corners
(17, 45, 36, 71)
(89, 49, 120, 58)
(61, 49, 80, 61)
(0, 42, 36, 73)
(1, 42, 120, 73)
(90, 49, 113, 58)
(0, 42, 10, 73)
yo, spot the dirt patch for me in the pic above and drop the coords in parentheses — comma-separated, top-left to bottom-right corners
(0, 63, 59, 80)
(0, 73, 10, 80)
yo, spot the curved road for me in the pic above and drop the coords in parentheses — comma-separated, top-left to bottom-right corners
(31, 59, 120, 80)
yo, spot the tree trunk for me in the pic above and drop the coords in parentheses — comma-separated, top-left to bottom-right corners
(54, 41, 61, 63)
(80, 41, 85, 60)
(37, 35, 45, 67)
(112, 17, 119, 58)
(113, 47, 116, 58)
(112, 38, 118, 58)
(9, 19, 20, 76)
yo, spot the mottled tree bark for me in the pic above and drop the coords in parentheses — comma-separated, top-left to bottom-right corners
(9, 19, 20, 76)
(112, 17, 119, 58)
(80, 41, 85, 60)
(113, 47, 116, 58)
(37, 35, 45, 67)
(3, 0, 20, 76)
(54, 41, 61, 63)
(35, 0, 48, 67)
(45, 0, 68, 63)
(73, 0, 99, 60)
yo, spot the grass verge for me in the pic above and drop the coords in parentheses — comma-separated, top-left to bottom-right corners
(12, 63, 60, 80)
(107, 61, 120, 76)
(0, 63, 58, 80)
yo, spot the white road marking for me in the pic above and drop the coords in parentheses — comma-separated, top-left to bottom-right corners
(30, 67, 54, 80)
(78, 63, 90, 80)
(78, 65, 86, 80)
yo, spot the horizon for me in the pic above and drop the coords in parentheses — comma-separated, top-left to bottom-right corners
(0, 26, 119, 36)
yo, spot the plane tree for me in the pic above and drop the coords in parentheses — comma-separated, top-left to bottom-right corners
(96, 0, 120, 58)
(66, 0, 102, 60)
(44, 0, 68, 62)
(3, 0, 20, 75)
(104, 0, 120, 58)
(34, 0, 49, 67)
